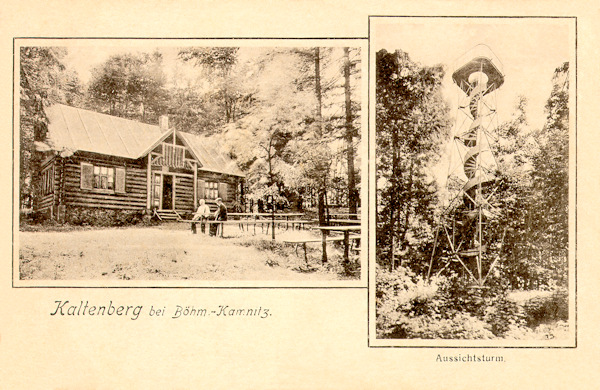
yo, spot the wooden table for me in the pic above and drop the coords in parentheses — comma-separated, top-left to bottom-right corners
(228, 213, 306, 233)
(329, 213, 361, 219)
(229, 213, 304, 220)
(328, 219, 361, 225)
(183, 218, 312, 236)
(312, 225, 361, 263)
(184, 219, 273, 237)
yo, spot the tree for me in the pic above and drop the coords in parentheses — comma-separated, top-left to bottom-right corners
(528, 62, 569, 286)
(288, 47, 339, 261)
(480, 63, 569, 290)
(219, 49, 317, 210)
(343, 47, 361, 218)
(19, 46, 82, 209)
(487, 96, 541, 288)
(178, 47, 254, 131)
(86, 52, 168, 123)
(221, 87, 310, 202)
(376, 49, 451, 270)
(166, 84, 225, 135)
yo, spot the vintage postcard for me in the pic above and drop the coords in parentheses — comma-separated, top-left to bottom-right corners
(1, 1, 599, 389)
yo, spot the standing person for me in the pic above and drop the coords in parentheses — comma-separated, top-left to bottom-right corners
(192, 199, 211, 234)
(210, 198, 228, 237)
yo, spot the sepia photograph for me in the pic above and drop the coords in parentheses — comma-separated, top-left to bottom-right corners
(370, 17, 575, 345)
(15, 39, 366, 286)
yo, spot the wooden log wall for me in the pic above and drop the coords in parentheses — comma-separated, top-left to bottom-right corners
(35, 156, 57, 214)
(197, 170, 241, 206)
(174, 175, 194, 212)
(33, 150, 244, 216)
(62, 152, 147, 211)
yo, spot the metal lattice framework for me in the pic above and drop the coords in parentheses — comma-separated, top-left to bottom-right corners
(428, 45, 505, 287)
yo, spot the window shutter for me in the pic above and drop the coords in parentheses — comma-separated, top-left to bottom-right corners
(115, 168, 126, 193)
(218, 183, 228, 202)
(197, 180, 206, 200)
(80, 163, 94, 190)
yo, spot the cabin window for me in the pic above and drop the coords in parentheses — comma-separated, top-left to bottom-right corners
(200, 181, 228, 201)
(41, 166, 54, 195)
(94, 166, 114, 190)
(205, 181, 219, 200)
(81, 163, 126, 193)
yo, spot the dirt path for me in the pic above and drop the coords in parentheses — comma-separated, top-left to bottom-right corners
(18, 226, 344, 281)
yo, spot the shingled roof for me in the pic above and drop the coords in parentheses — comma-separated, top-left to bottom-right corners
(45, 104, 244, 177)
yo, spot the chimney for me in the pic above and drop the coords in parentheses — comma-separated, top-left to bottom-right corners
(159, 115, 169, 132)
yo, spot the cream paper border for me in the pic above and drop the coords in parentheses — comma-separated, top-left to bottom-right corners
(2, 1, 599, 389)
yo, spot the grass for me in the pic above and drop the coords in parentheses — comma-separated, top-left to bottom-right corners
(18, 222, 360, 281)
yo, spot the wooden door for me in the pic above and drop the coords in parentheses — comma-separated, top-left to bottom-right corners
(162, 174, 173, 210)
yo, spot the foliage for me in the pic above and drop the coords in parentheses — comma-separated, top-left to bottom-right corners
(86, 52, 168, 123)
(65, 207, 151, 227)
(488, 64, 569, 290)
(529, 63, 569, 263)
(520, 289, 569, 327)
(20, 47, 83, 208)
(164, 85, 212, 135)
(221, 74, 312, 197)
(219, 47, 361, 222)
(376, 265, 567, 339)
(375, 49, 451, 269)
(178, 47, 254, 128)
(376, 266, 495, 339)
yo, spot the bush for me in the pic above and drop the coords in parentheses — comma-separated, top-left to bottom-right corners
(376, 263, 570, 339)
(376, 266, 496, 339)
(66, 207, 150, 227)
(27, 210, 51, 224)
(521, 289, 568, 327)
(382, 312, 495, 340)
(484, 296, 526, 336)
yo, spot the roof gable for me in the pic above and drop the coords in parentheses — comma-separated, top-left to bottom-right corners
(44, 104, 245, 177)
(180, 132, 244, 177)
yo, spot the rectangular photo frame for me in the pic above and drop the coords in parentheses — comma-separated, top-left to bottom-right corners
(368, 16, 577, 348)
(14, 37, 369, 289)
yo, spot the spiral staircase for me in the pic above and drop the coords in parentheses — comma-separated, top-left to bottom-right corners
(428, 45, 505, 287)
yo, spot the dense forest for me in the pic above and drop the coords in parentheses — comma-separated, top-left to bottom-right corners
(376, 49, 570, 339)
(19, 46, 362, 222)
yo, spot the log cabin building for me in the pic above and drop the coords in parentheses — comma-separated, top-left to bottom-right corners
(35, 104, 245, 221)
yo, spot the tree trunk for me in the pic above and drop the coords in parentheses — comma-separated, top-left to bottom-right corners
(399, 160, 414, 253)
(267, 135, 274, 186)
(389, 121, 399, 268)
(314, 47, 328, 263)
(344, 47, 358, 219)
(314, 47, 326, 226)
(390, 205, 395, 271)
(314, 48, 323, 139)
